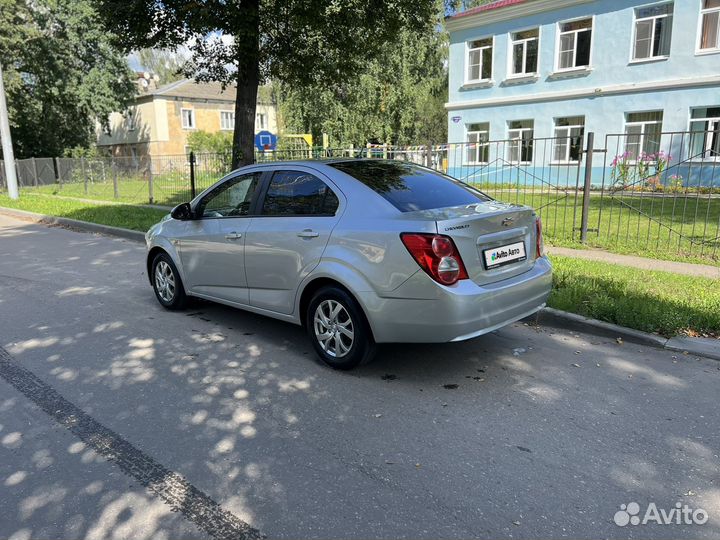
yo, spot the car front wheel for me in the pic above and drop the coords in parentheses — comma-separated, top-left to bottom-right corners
(151, 252, 187, 310)
(306, 286, 376, 370)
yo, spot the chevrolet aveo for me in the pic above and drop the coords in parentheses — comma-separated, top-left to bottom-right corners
(146, 159, 552, 369)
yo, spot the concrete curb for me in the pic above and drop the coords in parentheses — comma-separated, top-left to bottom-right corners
(0, 207, 146, 243)
(2, 206, 719, 361)
(537, 307, 720, 361)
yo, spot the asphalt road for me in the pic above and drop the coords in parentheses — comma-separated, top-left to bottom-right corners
(0, 214, 718, 540)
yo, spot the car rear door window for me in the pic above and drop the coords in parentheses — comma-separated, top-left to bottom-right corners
(329, 160, 490, 212)
(261, 171, 339, 216)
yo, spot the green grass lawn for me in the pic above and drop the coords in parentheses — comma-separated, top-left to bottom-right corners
(0, 193, 167, 232)
(34, 174, 221, 207)
(548, 255, 720, 338)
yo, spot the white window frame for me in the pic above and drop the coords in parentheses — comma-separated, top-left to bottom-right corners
(630, 2, 673, 62)
(624, 111, 663, 161)
(689, 108, 720, 160)
(697, 0, 720, 54)
(465, 36, 494, 83)
(507, 120, 534, 164)
(256, 112, 267, 130)
(554, 16, 594, 72)
(465, 123, 490, 165)
(508, 27, 540, 78)
(552, 117, 585, 164)
(181, 108, 195, 130)
(220, 110, 234, 130)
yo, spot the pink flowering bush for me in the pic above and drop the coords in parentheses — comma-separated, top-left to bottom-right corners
(611, 150, 671, 191)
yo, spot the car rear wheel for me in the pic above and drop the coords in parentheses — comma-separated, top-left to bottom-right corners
(151, 252, 187, 310)
(306, 286, 376, 370)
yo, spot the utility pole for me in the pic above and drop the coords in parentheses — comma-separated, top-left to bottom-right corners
(0, 63, 19, 199)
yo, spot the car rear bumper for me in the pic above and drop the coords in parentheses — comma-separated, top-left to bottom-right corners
(357, 257, 552, 343)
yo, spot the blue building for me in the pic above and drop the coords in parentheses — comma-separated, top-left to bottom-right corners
(444, 0, 720, 186)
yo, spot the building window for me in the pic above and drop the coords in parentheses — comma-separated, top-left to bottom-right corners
(467, 37, 493, 82)
(126, 108, 137, 131)
(632, 3, 673, 60)
(466, 122, 490, 164)
(689, 107, 720, 158)
(256, 113, 267, 130)
(510, 29, 539, 76)
(557, 18, 592, 70)
(553, 116, 585, 163)
(220, 111, 234, 130)
(699, 0, 720, 51)
(181, 108, 195, 129)
(624, 111, 663, 159)
(508, 120, 534, 163)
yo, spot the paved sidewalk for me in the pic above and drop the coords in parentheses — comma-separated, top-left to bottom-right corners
(547, 246, 719, 279)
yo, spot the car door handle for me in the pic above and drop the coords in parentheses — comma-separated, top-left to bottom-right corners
(224, 232, 242, 240)
(297, 230, 320, 238)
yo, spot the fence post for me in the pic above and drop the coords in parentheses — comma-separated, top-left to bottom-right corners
(112, 160, 119, 199)
(31, 157, 39, 187)
(580, 132, 595, 244)
(81, 157, 88, 195)
(148, 156, 154, 204)
(189, 151, 196, 199)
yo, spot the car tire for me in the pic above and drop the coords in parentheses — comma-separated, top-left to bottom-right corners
(151, 252, 187, 310)
(306, 286, 376, 370)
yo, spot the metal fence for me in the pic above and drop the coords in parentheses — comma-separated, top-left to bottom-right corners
(1, 130, 718, 261)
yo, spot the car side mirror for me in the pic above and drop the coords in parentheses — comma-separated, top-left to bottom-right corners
(170, 202, 194, 221)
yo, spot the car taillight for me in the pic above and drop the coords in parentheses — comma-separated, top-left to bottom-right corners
(400, 233, 468, 285)
(535, 216, 544, 258)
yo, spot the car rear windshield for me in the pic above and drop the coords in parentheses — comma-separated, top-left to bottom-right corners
(329, 160, 490, 212)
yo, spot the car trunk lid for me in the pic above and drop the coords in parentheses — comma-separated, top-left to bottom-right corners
(404, 201, 537, 286)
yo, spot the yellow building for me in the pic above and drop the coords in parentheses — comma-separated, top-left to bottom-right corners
(97, 76, 277, 158)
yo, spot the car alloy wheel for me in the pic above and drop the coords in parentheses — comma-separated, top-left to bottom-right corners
(154, 260, 176, 303)
(313, 299, 354, 358)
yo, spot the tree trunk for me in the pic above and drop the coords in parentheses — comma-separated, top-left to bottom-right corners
(231, 0, 260, 169)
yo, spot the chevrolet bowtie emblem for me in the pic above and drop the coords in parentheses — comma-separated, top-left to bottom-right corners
(501, 217, 515, 226)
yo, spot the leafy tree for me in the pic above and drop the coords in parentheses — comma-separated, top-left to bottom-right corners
(186, 130, 233, 154)
(278, 3, 448, 147)
(136, 48, 187, 85)
(0, 0, 135, 158)
(96, 0, 437, 169)
(446, 0, 496, 15)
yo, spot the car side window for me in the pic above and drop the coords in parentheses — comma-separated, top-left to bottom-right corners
(261, 171, 339, 216)
(198, 172, 262, 218)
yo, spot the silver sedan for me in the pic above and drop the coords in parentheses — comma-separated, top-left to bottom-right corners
(146, 159, 552, 369)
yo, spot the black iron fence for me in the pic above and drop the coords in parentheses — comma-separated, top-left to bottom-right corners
(1, 131, 718, 262)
